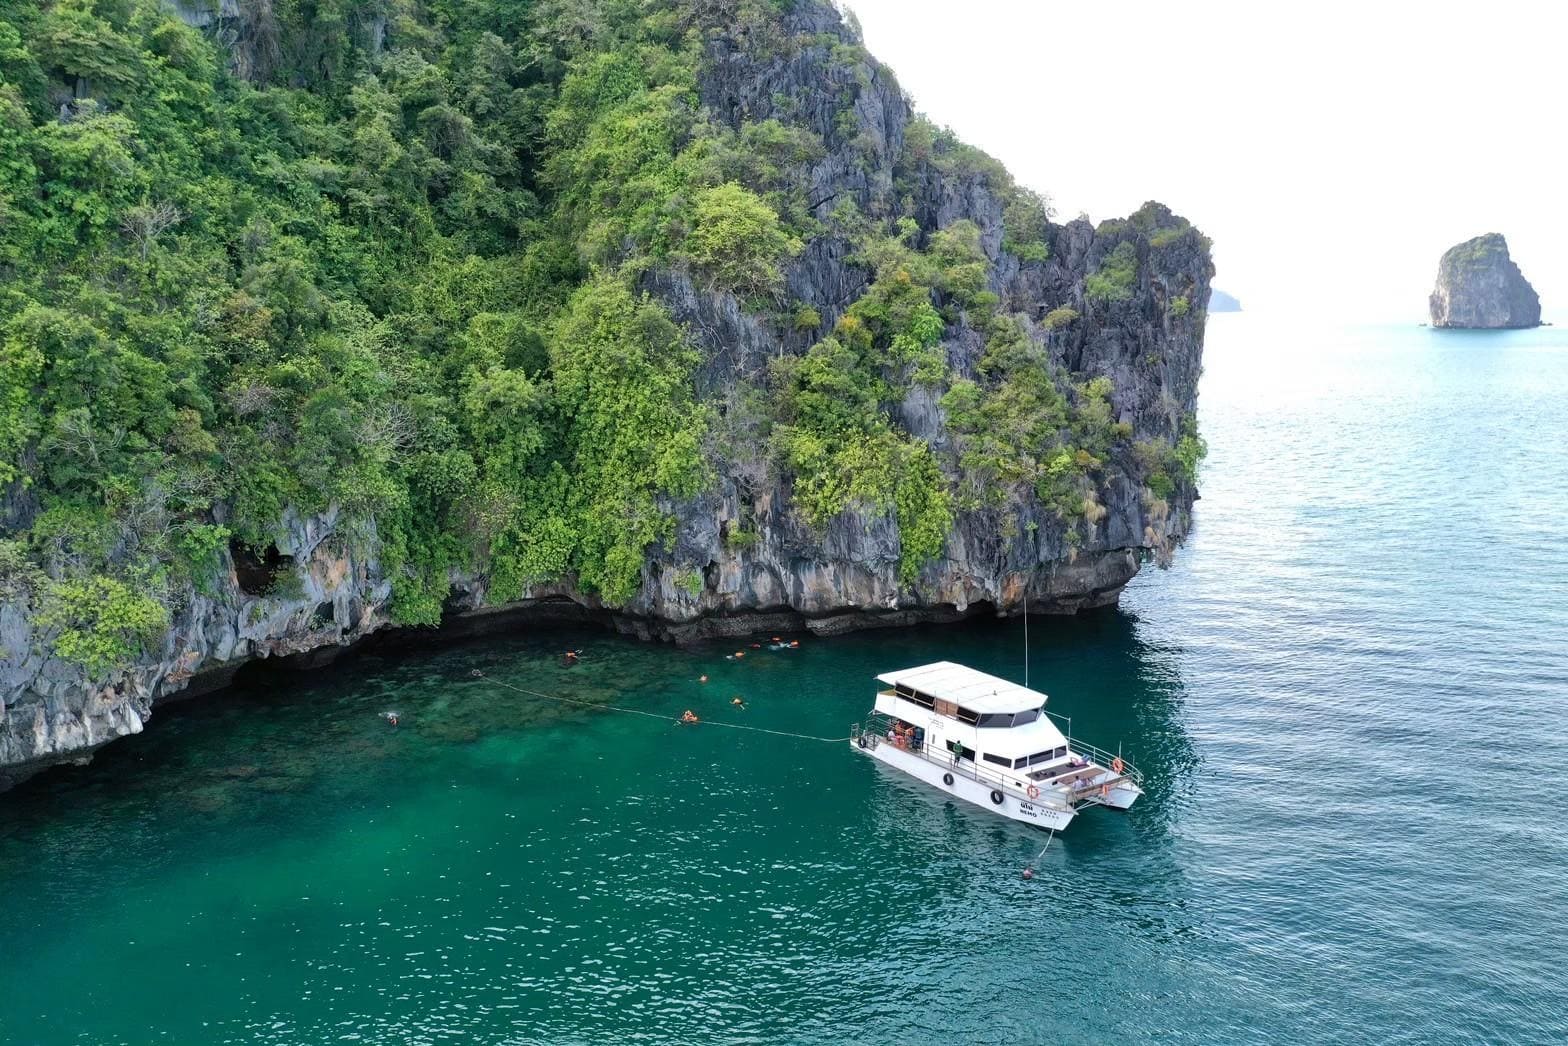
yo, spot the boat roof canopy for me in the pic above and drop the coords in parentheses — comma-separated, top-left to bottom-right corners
(876, 662, 1047, 714)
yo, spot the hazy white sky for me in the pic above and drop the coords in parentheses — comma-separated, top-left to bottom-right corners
(845, 0, 1565, 319)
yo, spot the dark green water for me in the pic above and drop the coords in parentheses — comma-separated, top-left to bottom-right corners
(4, 316, 1568, 1043)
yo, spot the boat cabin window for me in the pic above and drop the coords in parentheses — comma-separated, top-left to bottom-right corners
(1018, 745, 1069, 767)
(946, 742, 975, 762)
(974, 708, 1044, 728)
(893, 687, 1041, 729)
(982, 753, 1011, 768)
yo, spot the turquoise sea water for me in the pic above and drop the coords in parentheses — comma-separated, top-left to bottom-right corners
(4, 315, 1568, 1044)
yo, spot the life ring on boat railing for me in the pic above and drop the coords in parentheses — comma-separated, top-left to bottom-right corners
(1026, 784, 1040, 800)
(1111, 756, 1124, 774)
(990, 789, 1004, 805)
(857, 736, 868, 749)
(942, 772, 954, 786)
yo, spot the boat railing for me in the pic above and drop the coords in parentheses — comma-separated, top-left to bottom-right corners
(853, 712, 1142, 794)
(851, 719, 1074, 811)
(877, 692, 1142, 786)
(1060, 738, 1143, 787)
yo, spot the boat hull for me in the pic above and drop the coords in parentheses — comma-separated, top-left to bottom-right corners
(852, 737, 1078, 831)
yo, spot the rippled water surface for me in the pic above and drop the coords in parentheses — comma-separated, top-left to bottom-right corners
(4, 315, 1568, 1044)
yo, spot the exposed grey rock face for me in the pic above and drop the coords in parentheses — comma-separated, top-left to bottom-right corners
(1, 508, 391, 790)
(2, 0, 1212, 789)
(1429, 234, 1540, 329)
(166, 0, 240, 29)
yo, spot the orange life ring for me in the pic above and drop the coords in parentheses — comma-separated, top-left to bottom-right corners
(1111, 756, 1124, 774)
(1026, 784, 1040, 800)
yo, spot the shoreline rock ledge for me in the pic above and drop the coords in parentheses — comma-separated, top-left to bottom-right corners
(1429, 233, 1540, 329)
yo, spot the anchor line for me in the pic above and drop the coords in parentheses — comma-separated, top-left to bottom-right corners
(1025, 828, 1056, 874)
(467, 670, 852, 744)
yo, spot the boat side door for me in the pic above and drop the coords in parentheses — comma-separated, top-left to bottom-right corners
(927, 714, 947, 755)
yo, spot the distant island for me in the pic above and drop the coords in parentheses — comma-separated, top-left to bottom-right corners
(1209, 288, 1242, 312)
(1429, 234, 1540, 329)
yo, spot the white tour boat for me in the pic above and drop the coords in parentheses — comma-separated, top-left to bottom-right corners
(849, 661, 1142, 831)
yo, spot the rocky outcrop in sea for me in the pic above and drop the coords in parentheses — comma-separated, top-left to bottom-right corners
(1208, 289, 1242, 313)
(1429, 234, 1540, 329)
(1, 0, 1212, 789)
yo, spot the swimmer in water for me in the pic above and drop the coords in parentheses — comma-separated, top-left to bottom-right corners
(731, 696, 746, 709)
(699, 674, 709, 683)
(385, 711, 400, 727)
(680, 710, 700, 724)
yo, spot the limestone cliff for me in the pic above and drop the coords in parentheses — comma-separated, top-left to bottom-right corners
(1429, 234, 1540, 329)
(1, 0, 1212, 789)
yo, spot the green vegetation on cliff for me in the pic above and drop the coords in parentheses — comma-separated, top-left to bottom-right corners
(0, 0, 768, 658)
(0, 0, 1205, 677)
(1085, 241, 1139, 304)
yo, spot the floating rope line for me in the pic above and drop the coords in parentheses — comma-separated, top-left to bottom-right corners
(468, 669, 851, 744)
